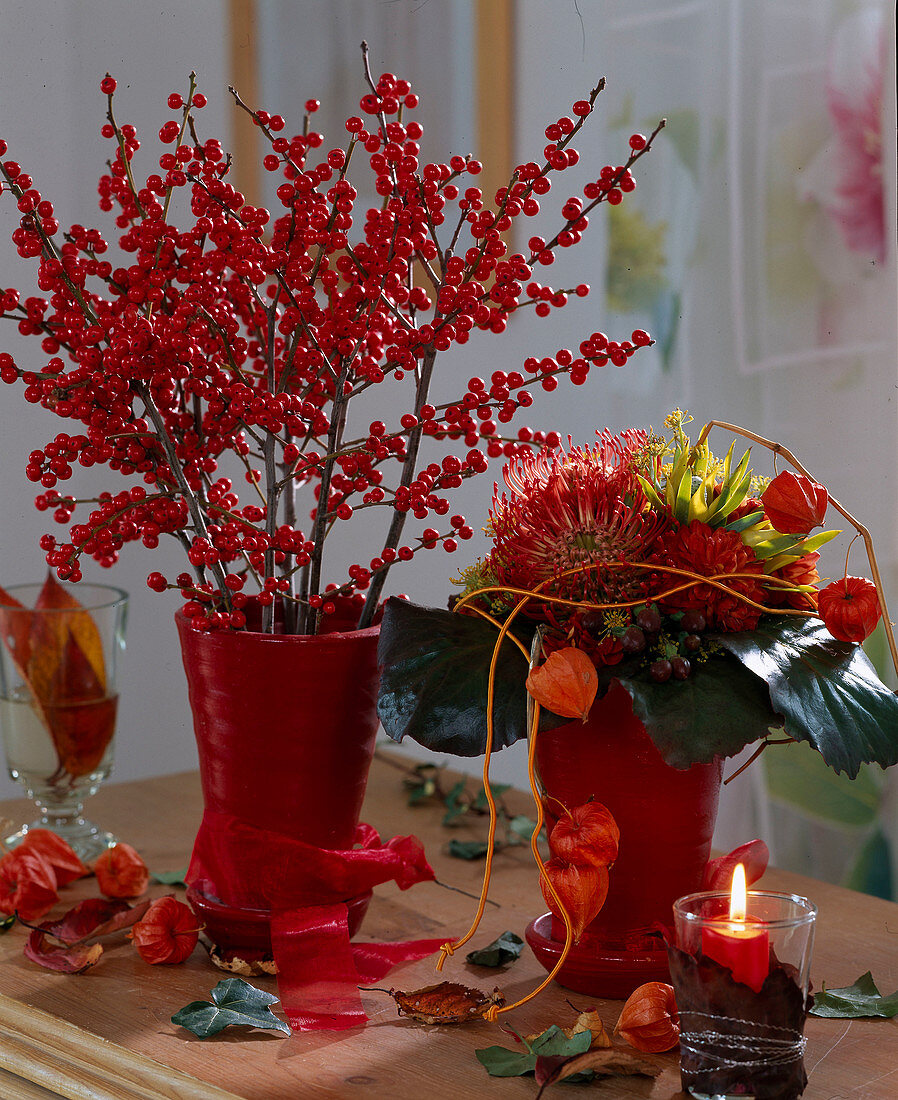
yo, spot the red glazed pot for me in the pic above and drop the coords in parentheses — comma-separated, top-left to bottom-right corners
(525, 679, 723, 999)
(176, 600, 380, 958)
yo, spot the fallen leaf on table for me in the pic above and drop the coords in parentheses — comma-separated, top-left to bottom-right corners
(448, 839, 490, 860)
(151, 867, 189, 887)
(171, 977, 291, 1038)
(387, 981, 504, 1024)
(477, 1018, 612, 1080)
(466, 931, 524, 968)
(810, 971, 898, 1018)
(24, 896, 152, 973)
(562, 1009, 612, 1048)
(535, 1047, 661, 1095)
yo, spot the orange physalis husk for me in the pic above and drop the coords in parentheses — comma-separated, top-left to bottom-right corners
(19, 828, 88, 887)
(93, 842, 150, 899)
(526, 647, 598, 721)
(385, 981, 505, 1024)
(0, 847, 59, 921)
(548, 802, 620, 869)
(540, 858, 609, 941)
(615, 981, 680, 1052)
(761, 471, 828, 534)
(129, 895, 200, 964)
(817, 576, 882, 643)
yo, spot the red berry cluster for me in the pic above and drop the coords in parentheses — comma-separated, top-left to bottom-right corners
(0, 55, 662, 633)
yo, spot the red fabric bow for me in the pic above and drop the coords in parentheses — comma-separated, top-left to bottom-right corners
(187, 810, 444, 1031)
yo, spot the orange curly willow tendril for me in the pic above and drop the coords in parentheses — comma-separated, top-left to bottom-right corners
(437, 558, 817, 1019)
(694, 420, 898, 679)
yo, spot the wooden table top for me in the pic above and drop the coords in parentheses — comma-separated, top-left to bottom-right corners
(1, 748, 897, 1100)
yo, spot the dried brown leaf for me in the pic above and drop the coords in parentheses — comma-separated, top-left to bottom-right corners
(535, 1047, 661, 1095)
(389, 981, 504, 1024)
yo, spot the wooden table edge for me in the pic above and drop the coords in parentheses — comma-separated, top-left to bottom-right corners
(0, 993, 240, 1100)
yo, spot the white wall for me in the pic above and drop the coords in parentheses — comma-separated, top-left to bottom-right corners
(0, 2, 895, 821)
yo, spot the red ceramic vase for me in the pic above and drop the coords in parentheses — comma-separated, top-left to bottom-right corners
(525, 679, 723, 998)
(176, 601, 381, 959)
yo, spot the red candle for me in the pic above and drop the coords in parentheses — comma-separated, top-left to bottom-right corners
(701, 863, 769, 992)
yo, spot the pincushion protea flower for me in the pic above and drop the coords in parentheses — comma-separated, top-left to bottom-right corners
(488, 430, 669, 607)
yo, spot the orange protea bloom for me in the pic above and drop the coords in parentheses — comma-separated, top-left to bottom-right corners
(652, 520, 767, 631)
(488, 430, 668, 608)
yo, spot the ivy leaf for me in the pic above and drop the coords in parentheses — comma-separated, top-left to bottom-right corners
(506, 815, 539, 845)
(448, 839, 490, 861)
(475, 1026, 593, 1079)
(376, 598, 559, 756)
(404, 763, 439, 806)
(530, 1025, 593, 1057)
(442, 779, 469, 825)
(809, 972, 898, 1018)
(475, 1045, 537, 1077)
(171, 977, 290, 1038)
(466, 931, 524, 968)
(151, 867, 189, 886)
(473, 783, 510, 811)
(714, 619, 898, 778)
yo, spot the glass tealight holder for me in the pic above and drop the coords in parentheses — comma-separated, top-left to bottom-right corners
(0, 582, 128, 862)
(670, 890, 817, 1100)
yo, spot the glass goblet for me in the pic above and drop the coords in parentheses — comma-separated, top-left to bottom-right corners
(0, 582, 128, 862)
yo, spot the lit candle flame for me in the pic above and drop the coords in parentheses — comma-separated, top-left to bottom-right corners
(729, 862, 748, 925)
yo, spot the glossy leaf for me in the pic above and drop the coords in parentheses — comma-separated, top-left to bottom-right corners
(618, 654, 775, 769)
(714, 619, 898, 777)
(466, 931, 524, 968)
(376, 597, 558, 756)
(171, 977, 291, 1038)
(810, 972, 898, 1018)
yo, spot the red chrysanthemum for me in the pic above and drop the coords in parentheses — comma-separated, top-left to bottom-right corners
(652, 521, 767, 631)
(769, 552, 820, 610)
(488, 430, 668, 607)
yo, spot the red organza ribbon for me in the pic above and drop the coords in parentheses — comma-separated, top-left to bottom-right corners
(187, 810, 444, 1031)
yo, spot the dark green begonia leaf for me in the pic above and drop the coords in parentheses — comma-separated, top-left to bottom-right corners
(617, 654, 775, 770)
(713, 619, 898, 778)
(376, 598, 898, 777)
(376, 597, 563, 756)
